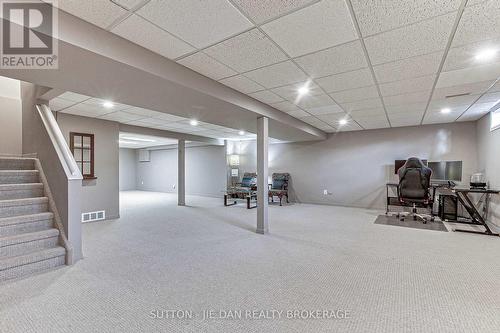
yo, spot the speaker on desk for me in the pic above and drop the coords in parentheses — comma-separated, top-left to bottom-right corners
(439, 195, 458, 221)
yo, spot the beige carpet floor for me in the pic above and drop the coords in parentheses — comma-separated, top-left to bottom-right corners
(1, 191, 499, 333)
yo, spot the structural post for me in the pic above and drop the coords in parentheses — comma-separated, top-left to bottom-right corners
(257, 117, 269, 234)
(178, 139, 186, 206)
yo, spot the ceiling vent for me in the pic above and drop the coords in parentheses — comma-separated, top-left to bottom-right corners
(445, 92, 471, 98)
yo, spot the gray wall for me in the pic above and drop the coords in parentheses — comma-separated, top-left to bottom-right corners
(476, 114, 500, 228)
(0, 76, 22, 155)
(119, 148, 136, 191)
(56, 113, 120, 219)
(136, 145, 226, 198)
(232, 122, 478, 209)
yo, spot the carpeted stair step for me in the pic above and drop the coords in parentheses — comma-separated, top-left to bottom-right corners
(0, 229, 60, 257)
(0, 158, 35, 170)
(0, 246, 65, 282)
(0, 212, 54, 237)
(0, 197, 49, 218)
(0, 183, 44, 200)
(0, 170, 39, 184)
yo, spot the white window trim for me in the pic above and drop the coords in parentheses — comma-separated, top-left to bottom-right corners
(491, 108, 500, 132)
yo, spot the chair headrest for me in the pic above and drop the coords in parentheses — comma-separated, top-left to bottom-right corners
(404, 157, 426, 169)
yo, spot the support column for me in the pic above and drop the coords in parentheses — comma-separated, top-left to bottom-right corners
(178, 139, 185, 206)
(257, 117, 269, 234)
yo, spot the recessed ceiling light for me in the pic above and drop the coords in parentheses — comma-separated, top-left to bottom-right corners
(339, 118, 348, 126)
(297, 86, 309, 96)
(103, 101, 114, 108)
(190, 119, 199, 126)
(475, 49, 498, 62)
(121, 136, 156, 143)
(441, 108, 451, 114)
(238, 130, 245, 136)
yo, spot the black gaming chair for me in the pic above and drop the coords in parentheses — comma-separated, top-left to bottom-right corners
(397, 157, 434, 223)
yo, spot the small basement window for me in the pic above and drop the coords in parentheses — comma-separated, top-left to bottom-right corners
(70, 132, 96, 179)
(491, 109, 500, 132)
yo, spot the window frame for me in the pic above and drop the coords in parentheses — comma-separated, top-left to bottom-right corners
(491, 109, 500, 132)
(70, 132, 96, 180)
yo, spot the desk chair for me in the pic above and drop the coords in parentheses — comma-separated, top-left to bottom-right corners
(397, 157, 434, 223)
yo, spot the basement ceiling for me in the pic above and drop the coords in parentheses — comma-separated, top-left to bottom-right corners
(47, 0, 500, 131)
(51, 92, 262, 141)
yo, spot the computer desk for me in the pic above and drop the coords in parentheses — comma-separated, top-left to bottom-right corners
(452, 187, 500, 236)
(386, 182, 500, 236)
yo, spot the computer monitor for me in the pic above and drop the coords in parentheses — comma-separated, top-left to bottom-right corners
(428, 161, 462, 181)
(394, 159, 428, 174)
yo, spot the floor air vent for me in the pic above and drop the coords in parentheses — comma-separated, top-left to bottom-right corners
(82, 210, 106, 223)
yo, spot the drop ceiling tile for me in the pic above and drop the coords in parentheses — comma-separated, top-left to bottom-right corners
(204, 29, 287, 72)
(348, 107, 387, 117)
(112, 0, 143, 10)
(452, 0, 500, 47)
(341, 98, 383, 111)
(98, 111, 145, 122)
(364, 13, 455, 65)
(219, 75, 265, 93)
(477, 91, 500, 104)
(153, 113, 187, 122)
(458, 102, 496, 121)
(298, 116, 329, 127)
(422, 114, 459, 125)
(426, 104, 469, 116)
(57, 0, 127, 28)
(231, 0, 316, 24)
(351, 0, 461, 36)
(316, 113, 350, 125)
(177, 52, 237, 80)
(124, 107, 165, 117)
(360, 121, 391, 130)
(271, 82, 323, 101)
(296, 94, 335, 109)
(389, 112, 424, 120)
(287, 109, 310, 118)
(437, 63, 500, 89)
(137, 0, 253, 48)
(112, 14, 195, 59)
(383, 91, 432, 106)
(349, 109, 387, 119)
(330, 86, 379, 103)
(379, 75, 436, 97)
(373, 52, 442, 84)
(315, 68, 374, 93)
(249, 90, 284, 104)
(295, 40, 367, 78)
(428, 96, 477, 111)
(61, 104, 110, 118)
(444, 38, 500, 72)
(389, 117, 422, 128)
(245, 61, 308, 88)
(261, 0, 356, 57)
(307, 104, 344, 115)
(269, 101, 302, 112)
(125, 120, 157, 128)
(82, 98, 131, 112)
(50, 98, 76, 111)
(58, 92, 91, 103)
(337, 123, 363, 132)
(432, 80, 493, 100)
(385, 103, 427, 115)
